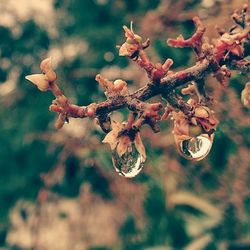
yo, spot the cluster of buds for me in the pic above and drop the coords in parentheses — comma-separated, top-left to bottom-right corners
(95, 74, 129, 98)
(118, 22, 173, 81)
(214, 4, 249, 62)
(26, 5, 250, 177)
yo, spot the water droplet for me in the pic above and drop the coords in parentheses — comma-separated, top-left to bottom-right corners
(177, 134, 214, 161)
(112, 144, 146, 178)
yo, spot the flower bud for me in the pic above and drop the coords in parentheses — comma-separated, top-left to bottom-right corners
(114, 79, 126, 90)
(45, 70, 57, 82)
(40, 57, 52, 73)
(113, 79, 128, 95)
(134, 34, 142, 43)
(194, 107, 209, 118)
(25, 74, 50, 91)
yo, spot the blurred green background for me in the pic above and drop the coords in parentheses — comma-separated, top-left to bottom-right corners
(0, 0, 250, 249)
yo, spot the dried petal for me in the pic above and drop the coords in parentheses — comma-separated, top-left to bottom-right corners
(119, 43, 138, 57)
(119, 43, 130, 56)
(103, 137, 117, 150)
(102, 132, 118, 151)
(25, 74, 50, 91)
(173, 112, 189, 136)
(134, 132, 146, 160)
(191, 117, 198, 126)
(194, 107, 209, 118)
(117, 135, 131, 157)
(102, 121, 124, 150)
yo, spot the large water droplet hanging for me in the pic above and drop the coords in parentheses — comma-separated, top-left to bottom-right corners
(177, 134, 214, 161)
(112, 143, 146, 178)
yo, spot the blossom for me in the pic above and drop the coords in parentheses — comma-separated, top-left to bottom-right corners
(172, 103, 218, 144)
(102, 121, 146, 159)
(118, 23, 143, 57)
(25, 74, 50, 92)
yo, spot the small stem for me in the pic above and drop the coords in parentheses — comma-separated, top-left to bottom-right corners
(50, 57, 249, 121)
(50, 82, 63, 97)
(195, 79, 211, 104)
(162, 92, 192, 115)
(126, 112, 135, 129)
(29, 4, 250, 133)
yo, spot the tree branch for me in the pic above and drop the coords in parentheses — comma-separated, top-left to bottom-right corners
(26, 4, 250, 135)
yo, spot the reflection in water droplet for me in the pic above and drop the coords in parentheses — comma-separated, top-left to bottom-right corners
(177, 134, 214, 161)
(112, 144, 146, 178)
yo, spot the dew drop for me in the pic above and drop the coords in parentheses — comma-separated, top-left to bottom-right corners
(177, 134, 214, 161)
(112, 144, 146, 178)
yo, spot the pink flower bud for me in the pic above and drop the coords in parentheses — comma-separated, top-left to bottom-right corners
(40, 57, 52, 73)
(114, 79, 128, 95)
(46, 70, 57, 82)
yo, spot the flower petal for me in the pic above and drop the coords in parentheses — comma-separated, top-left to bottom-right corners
(102, 121, 124, 150)
(134, 132, 146, 160)
(117, 135, 131, 157)
(102, 131, 118, 151)
(25, 74, 49, 91)
(119, 43, 130, 56)
(194, 107, 209, 118)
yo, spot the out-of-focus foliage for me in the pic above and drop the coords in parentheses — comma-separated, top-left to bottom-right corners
(0, 0, 250, 249)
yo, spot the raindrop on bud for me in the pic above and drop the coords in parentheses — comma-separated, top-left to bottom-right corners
(176, 133, 214, 161)
(112, 143, 146, 178)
